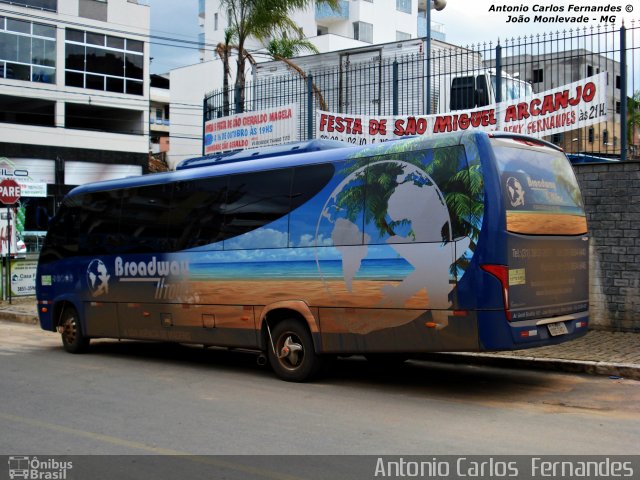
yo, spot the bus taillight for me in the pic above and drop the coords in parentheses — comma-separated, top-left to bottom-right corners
(481, 264, 512, 322)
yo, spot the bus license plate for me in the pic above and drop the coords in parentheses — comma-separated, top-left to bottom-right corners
(547, 322, 569, 336)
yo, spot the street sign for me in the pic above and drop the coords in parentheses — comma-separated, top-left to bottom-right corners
(0, 178, 21, 205)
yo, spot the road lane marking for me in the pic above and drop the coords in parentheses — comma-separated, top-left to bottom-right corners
(0, 412, 303, 480)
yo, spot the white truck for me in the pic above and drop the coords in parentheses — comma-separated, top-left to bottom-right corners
(251, 39, 532, 122)
(435, 68, 533, 114)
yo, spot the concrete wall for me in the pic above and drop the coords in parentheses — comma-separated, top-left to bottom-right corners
(574, 161, 640, 332)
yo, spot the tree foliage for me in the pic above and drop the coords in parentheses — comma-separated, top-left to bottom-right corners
(220, 0, 340, 110)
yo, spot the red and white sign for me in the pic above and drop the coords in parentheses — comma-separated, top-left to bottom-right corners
(204, 103, 299, 154)
(316, 73, 608, 145)
(0, 179, 21, 205)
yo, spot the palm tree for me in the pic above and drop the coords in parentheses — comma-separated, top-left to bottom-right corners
(264, 34, 328, 110)
(215, 28, 235, 116)
(220, 0, 340, 111)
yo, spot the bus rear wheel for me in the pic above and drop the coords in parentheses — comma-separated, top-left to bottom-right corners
(267, 319, 322, 382)
(59, 306, 90, 354)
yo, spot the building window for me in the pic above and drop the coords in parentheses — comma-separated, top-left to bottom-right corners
(533, 68, 543, 83)
(396, 31, 410, 41)
(353, 21, 373, 43)
(603, 130, 609, 145)
(588, 127, 594, 143)
(587, 65, 593, 77)
(214, 13, 219, 31)
(0, 0, 57, 12)
(0, 16, 56, 83)
(616, 101, 621, 114)
(396, 0, 411, 13)
(616, 75, 621, 89)
(65, 28, 144, 95)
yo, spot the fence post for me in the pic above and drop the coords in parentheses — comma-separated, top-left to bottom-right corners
(495, 42, 502, 104)
(307, 74, 314, 140)
(393, 61, 399, 116)
(202, 97, 206, 156)
(620, 23, 627, 161)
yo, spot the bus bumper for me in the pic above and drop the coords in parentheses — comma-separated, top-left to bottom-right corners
(478, 310, 589, 351)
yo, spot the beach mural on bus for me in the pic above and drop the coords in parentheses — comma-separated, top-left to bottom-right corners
(162, 135, 487, 335)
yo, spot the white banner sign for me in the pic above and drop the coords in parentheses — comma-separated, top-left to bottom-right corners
(10, 260, 38, 296)
(204, 103, 299, 154)
(17, 182, 47, 198)
(316, 73, 608, 145)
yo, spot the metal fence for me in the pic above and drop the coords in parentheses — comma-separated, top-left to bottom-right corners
(204, 21, 640, 159)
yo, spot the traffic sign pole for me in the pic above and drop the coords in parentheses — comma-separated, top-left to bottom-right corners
(0, 178, 21, 305)
(7, 206, 10, 304)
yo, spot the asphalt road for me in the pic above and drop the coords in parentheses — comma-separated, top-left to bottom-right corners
(1, 321, 639, 478)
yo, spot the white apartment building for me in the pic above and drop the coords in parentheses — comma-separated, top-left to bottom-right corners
(198, 0, 445, 62)
(149, 73, 170, 159)
(0, 0, 150, 246)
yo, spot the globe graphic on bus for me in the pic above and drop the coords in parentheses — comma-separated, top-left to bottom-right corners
(86, 259, 111, 297)
(314, 159, 455, 312)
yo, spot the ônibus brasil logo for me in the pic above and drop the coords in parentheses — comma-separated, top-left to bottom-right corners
(8, 456, 72, 480)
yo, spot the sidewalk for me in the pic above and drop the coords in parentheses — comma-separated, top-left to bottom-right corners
(2, 297, 639, 380)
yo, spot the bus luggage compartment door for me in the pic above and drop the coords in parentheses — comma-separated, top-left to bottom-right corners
(83, 301, 118, 338)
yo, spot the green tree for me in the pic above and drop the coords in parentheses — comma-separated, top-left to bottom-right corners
(220, 0, 340, 111)
(627, 90, 640, 157)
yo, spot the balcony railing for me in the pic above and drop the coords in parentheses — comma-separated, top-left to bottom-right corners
(0, 0, 57, 12)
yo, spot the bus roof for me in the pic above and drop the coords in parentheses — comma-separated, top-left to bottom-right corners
(67, 131, 492, 198)
(176, 139, 347, 170)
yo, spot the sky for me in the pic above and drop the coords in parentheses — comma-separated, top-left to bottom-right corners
(148, 0, 637, 75)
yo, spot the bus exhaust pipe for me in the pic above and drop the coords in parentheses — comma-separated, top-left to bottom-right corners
(256, 354, 268, 366)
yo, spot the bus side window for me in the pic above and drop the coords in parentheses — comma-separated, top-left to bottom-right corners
(288, 163, 340, 248)
(223, 169, 293, 250)
(119, 184, 172, 254)
(169, 177, 227, 251)
(77, 191, 122, 256)
(39, 204, 82, 264)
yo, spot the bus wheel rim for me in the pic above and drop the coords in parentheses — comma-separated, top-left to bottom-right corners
(277, 334, 304, 369)
(62, 315, 77, 344)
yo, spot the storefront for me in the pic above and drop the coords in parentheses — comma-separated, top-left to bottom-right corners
(0, 156, 143, 255)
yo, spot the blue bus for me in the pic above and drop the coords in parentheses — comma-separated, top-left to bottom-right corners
(36, 131, 589, 381)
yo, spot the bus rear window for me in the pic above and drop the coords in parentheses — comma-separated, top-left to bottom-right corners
(493, 144, 587, 235)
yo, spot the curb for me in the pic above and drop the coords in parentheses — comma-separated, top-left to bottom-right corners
(421, 352, 640, 381)
(0, 311, 38, 326)
(2, 312, 639, 380)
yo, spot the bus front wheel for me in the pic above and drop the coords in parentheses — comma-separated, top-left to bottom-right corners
(267, 319, 322, 382)
(59, 306, 90, 354)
